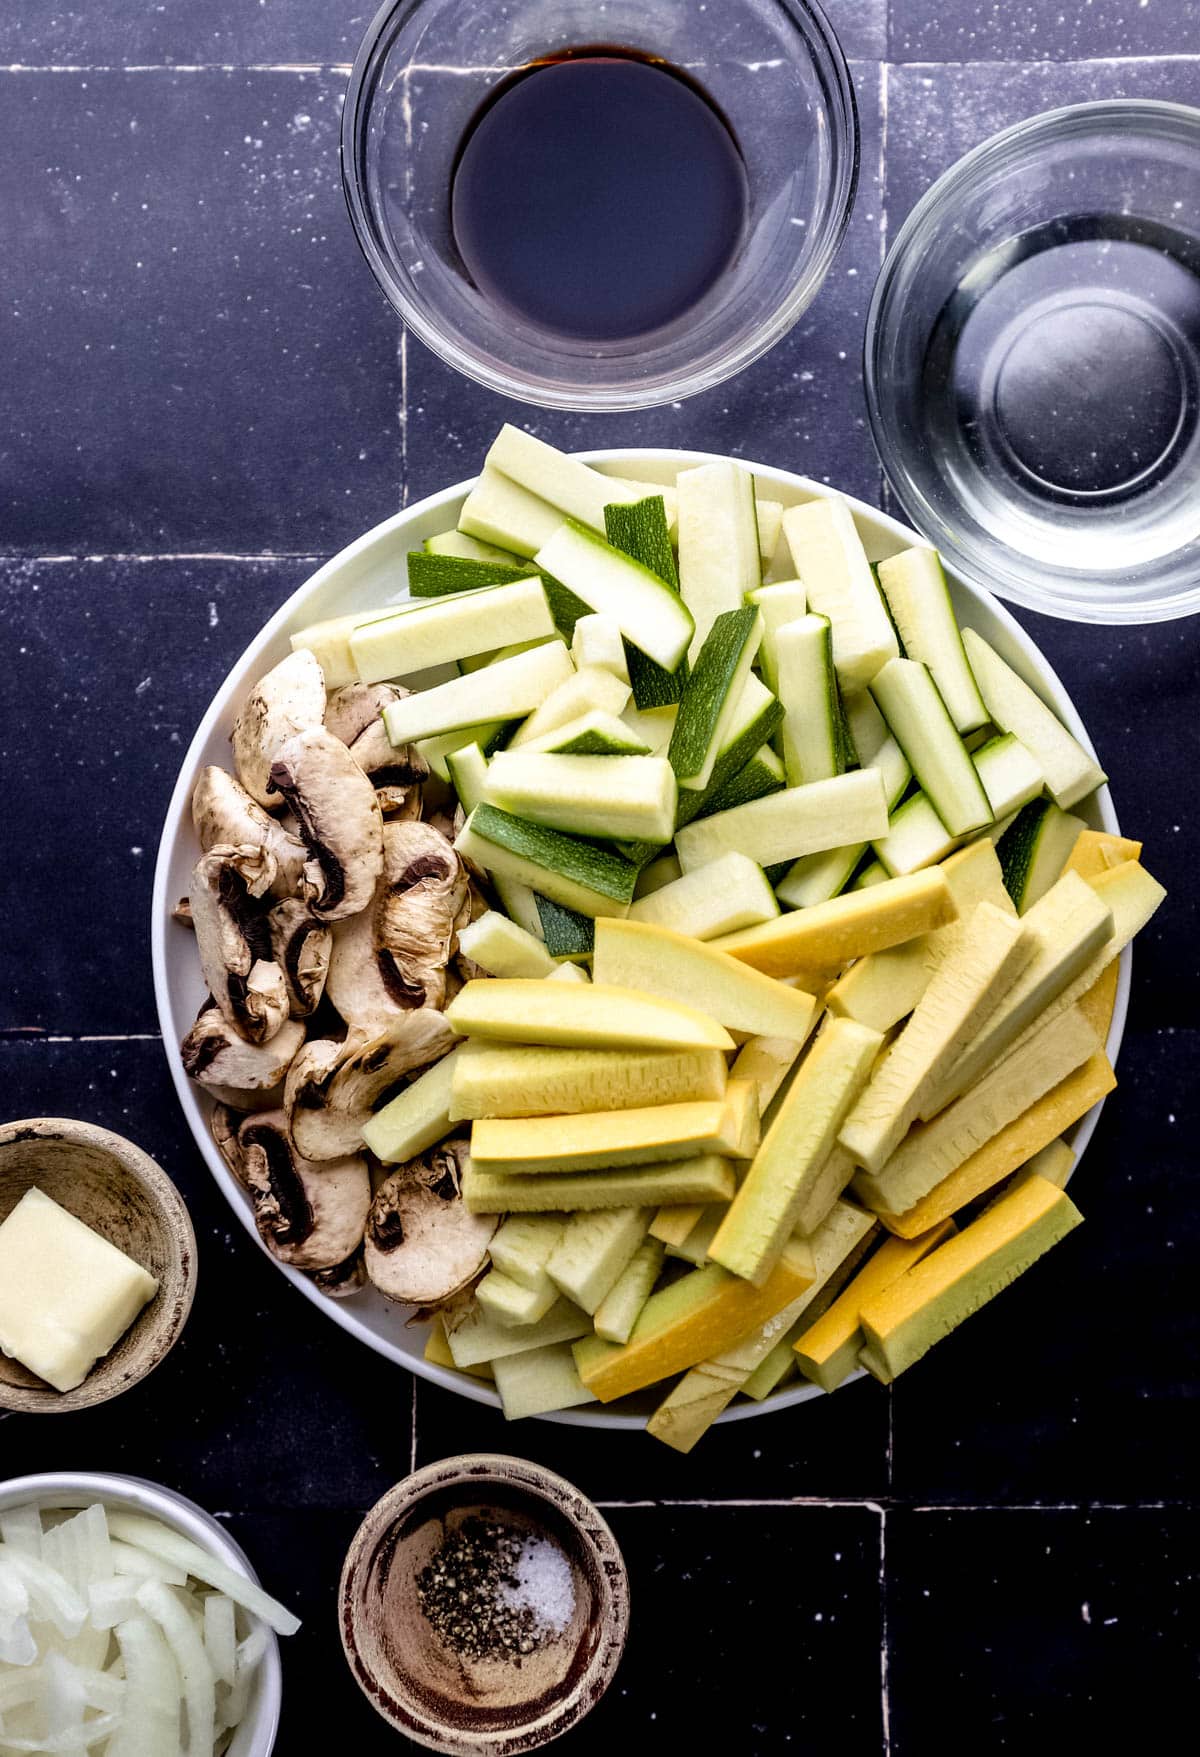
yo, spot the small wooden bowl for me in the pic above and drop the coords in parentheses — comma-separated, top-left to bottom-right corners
(339, 1455, 629, 1754)
(0, 1117, 197, 1413)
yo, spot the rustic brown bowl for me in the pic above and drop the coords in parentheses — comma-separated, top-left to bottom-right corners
(339, 1455, 630, 1754)
(0, 1118, 197, 1413)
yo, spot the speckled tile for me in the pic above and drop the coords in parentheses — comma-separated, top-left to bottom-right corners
(0, 1038, 414, 1514)
(0, 3, 370, 64)
(885, 54, 1200, 221)
(0, 2, 885, 72)
(244, 1503, 885, 1753)
(0, 556, 310, 1035)
(1005, 608, 1198, 1032)
(889, 1028, 1199, 1504)
(0, 68, 399, 554)
(413, 1365, 892, 1506)
(891, 0, 1199, 63)
(887, 1508, 1200, 1753)
(403, 60, 886, 513)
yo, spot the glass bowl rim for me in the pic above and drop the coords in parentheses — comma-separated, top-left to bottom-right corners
(864, 96, 1200, 625)
(339, 0, 861, 411)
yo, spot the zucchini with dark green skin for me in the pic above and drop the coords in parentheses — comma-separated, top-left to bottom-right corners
(604, 496, 688, 708)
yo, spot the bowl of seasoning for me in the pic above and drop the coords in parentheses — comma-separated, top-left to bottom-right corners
(0, 1118, 197, 1414)
(341, 0, 858, 410)
(338, 1455, 629, 1753)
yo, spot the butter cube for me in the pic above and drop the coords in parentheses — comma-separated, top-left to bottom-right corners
(0, 1187, 159, 1392)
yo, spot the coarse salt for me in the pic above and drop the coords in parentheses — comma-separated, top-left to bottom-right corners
(498, 1536, 575, 1634)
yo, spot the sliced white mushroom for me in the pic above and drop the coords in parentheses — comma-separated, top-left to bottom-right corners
(284, 1010, 456, 1161)
(181, 1010, 306, 1110)
(231, 648, 326, 808)
(268, 898, 332, 1019)
(325, 682, 430, 819)
(191, 764, 308, 896)
(268, 725, 383, 922)
(189, 847, 289, 1045)
(364, 1138, 497, 1306)
(233, 1111, 371, 1271)
(374, 820, 472, 1010)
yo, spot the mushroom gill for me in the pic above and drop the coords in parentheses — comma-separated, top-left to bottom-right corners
(364, 1137, 498, 1306)
(268, 724, 384, 922)
(268, 898, 332, 1019)
(284, 1009, 457, 1161)
(189, 846, 289, 1045)
(192, 764, 308, 896)
(232, 647, 326, 808)
(373, 820, 472, 1011)
(322, 820, 472, 1030)
(180, 1009, 307, 1110)
(233, 1110, 371, 1272)
(325, 682, 430, 818)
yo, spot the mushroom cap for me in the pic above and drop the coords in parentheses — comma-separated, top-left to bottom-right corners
(364, 1137, 497, 1306)
(269, 725, 384, 922)
(324, 682, 400, 747)
(285, 1010, 456, 1161)
(374, 820, 472, 1011)
(181, 1010, 307, 1102)
(235, 1110, 371, 1271)
(192, 764, 308, 897)
(325, 682, 431, 797)
(189, 846, 290, 1045)
(268, 897, 332, 1019)
(232, 648, 326, 808)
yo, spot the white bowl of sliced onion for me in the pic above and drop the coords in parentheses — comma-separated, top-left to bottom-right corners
(0, 1472, 296, 1756)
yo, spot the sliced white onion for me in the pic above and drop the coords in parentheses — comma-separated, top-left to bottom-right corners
(134, 1582, 215, 1757)
(106, 1544, 187, 1589)
(202, 1597, 237, 1690)
(0, 1509, 43, 1558)
(0, 1558, 85, 1641)
(0, 1503, 294, 1755)
(106, 1613, 182, 1757)
(105, 1516, 300, 1638)
(0, 1616, 38, 1669)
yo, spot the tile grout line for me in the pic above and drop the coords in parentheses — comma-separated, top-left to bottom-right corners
(880, 1506, 893, 1757)
(0, 552, 329, 564)
(0, 63, 354, 75)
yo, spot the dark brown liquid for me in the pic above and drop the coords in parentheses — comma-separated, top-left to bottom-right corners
(451, 47, 749, 342)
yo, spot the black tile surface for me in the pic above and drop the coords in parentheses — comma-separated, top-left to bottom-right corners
(888, 1028, 1200, 1504)
(0, 68, 400, 554)
(887, 1509, 1200, 1752)
(890, 0, 1200, 62)
(0, 5, 888, 67)
(1, 3, 1198, 1750)
(885, 52, 1200, 219)
(413, 1369, 892, 1507)
(0, 556, 316, 1035)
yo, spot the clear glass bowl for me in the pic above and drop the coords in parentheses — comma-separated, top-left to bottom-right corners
(865, 100, 1200, 624)
(341, 0, 858, 411)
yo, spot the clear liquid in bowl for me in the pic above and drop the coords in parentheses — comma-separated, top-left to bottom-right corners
(919, 214, 1200, 576)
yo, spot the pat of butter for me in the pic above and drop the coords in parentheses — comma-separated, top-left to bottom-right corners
(0, 1187, 159, 1393)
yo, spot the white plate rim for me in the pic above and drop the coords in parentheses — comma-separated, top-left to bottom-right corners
(151, 449, 1129, 1431)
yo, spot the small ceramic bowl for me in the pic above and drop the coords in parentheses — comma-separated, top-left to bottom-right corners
(0, 1471, 282, 1757)
(339, 1455, 629, 1754)
(0, 1117, 197, 1413)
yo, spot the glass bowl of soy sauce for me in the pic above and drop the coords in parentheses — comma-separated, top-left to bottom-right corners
(866, 100, 1200, 624)
(342, 0, 858, 410)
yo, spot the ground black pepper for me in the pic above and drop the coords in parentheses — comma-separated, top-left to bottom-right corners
(417, 1517, 546, 1660)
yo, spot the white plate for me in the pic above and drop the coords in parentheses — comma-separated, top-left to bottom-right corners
(151, 451, 1128, 1430)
